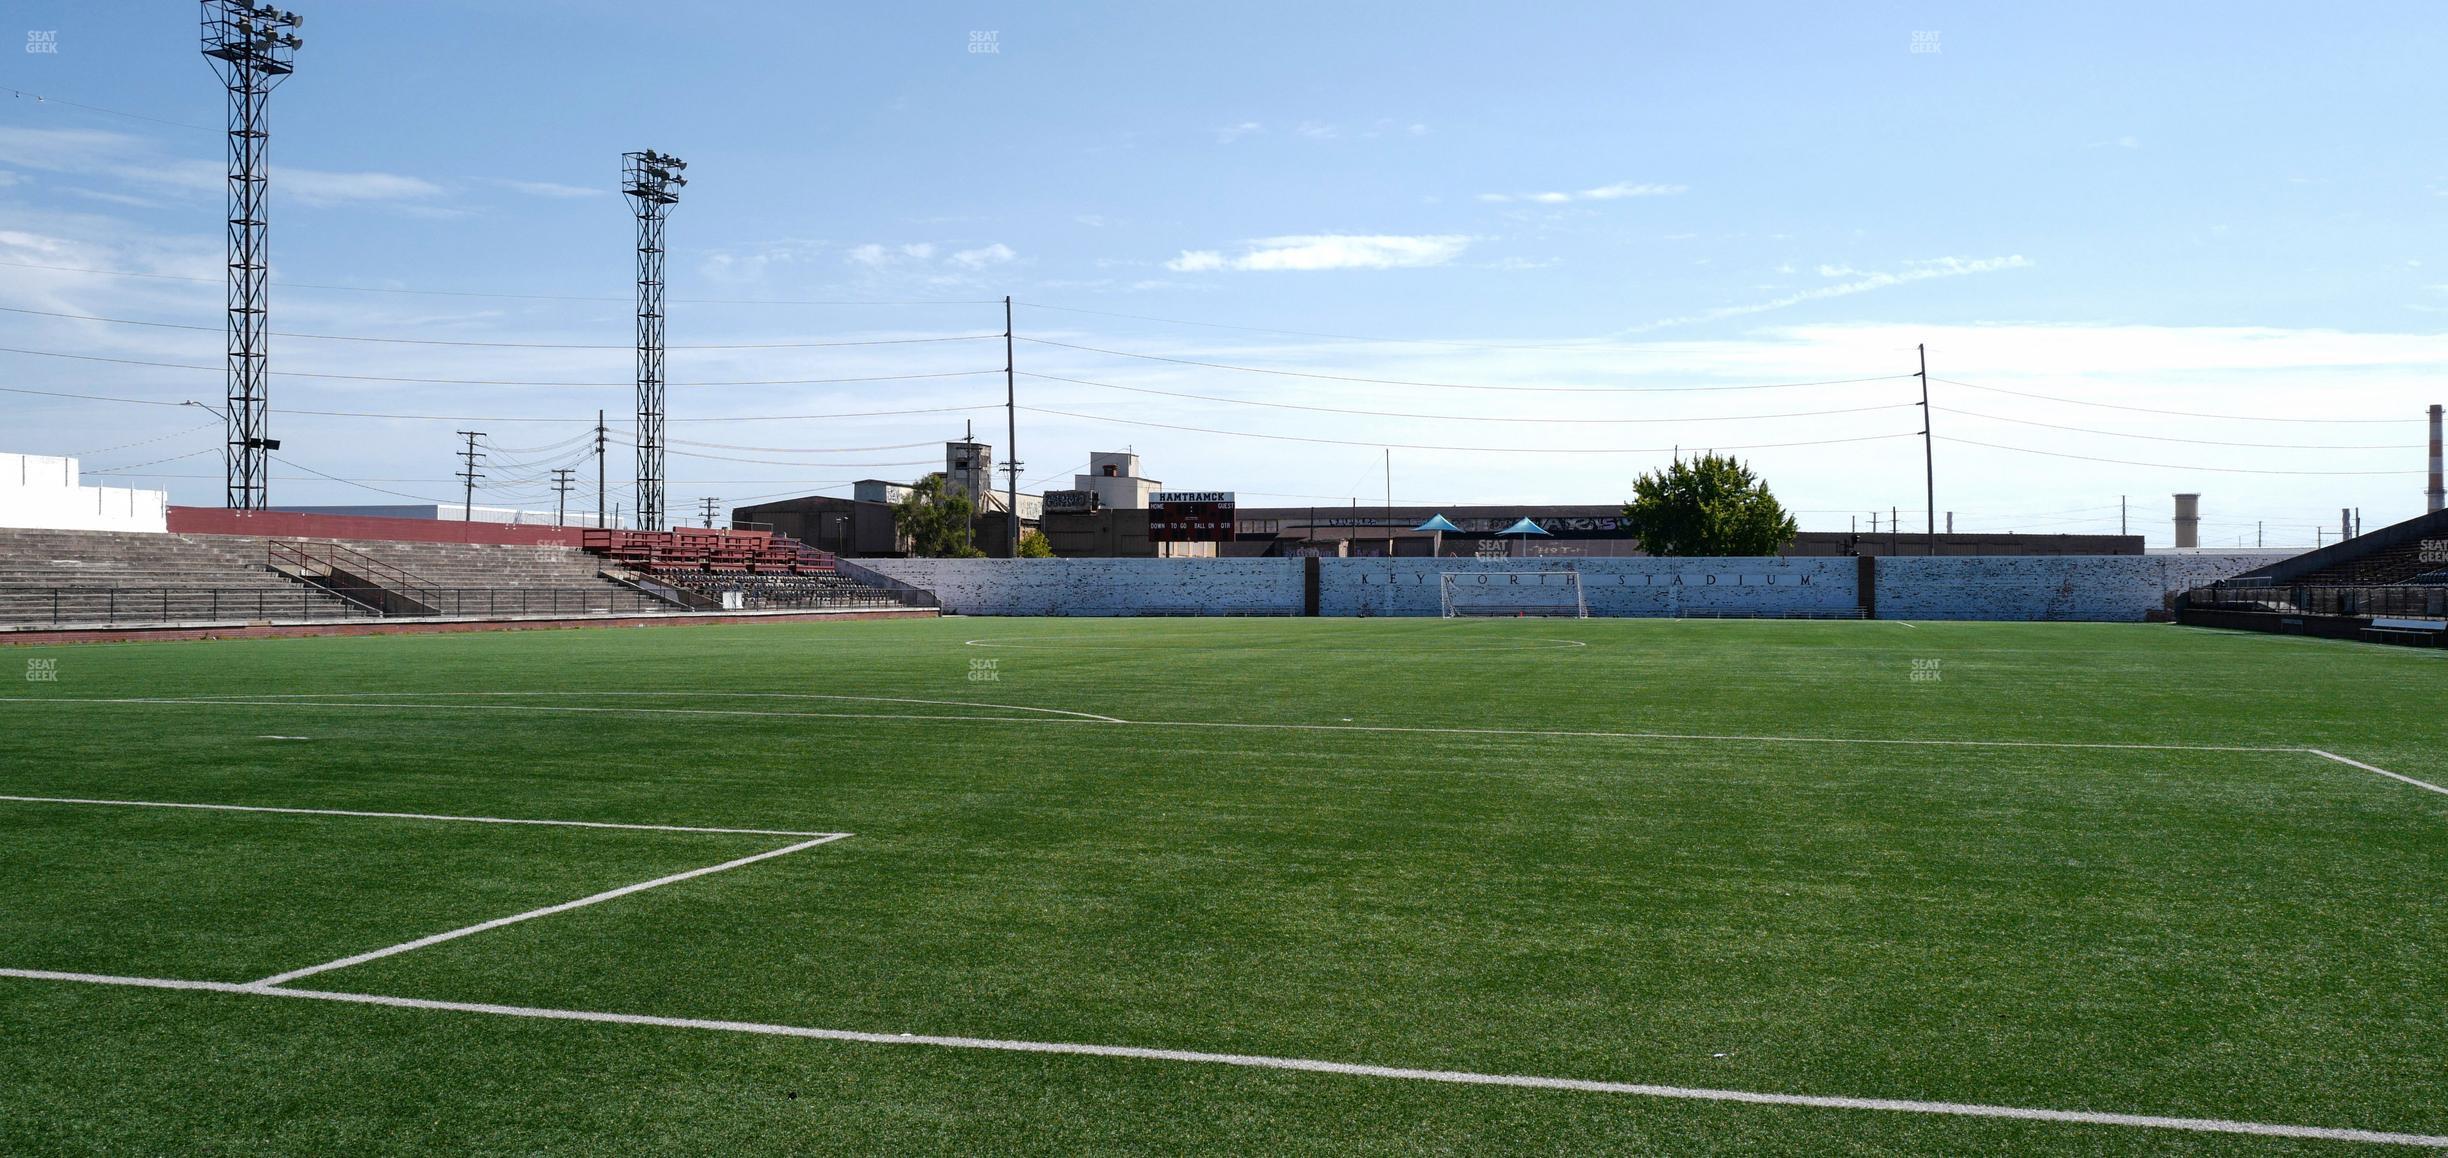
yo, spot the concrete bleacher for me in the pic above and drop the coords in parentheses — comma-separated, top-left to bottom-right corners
(1, 525, 928, 631)
(0, 527, 370, 627)
(266, 536, 674, 616)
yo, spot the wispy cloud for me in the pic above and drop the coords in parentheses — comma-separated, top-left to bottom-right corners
(493, 178, 602, 199)
(1294, 120, 1337, 141)
(1623, 255, 2033, 333)
(1166, 234, 1472, 272)
(0, 126, 447, 209)
(1214, 121, 1263, 144)
(1478, 181, 1686, 204)
(952, 242, 1016, 268)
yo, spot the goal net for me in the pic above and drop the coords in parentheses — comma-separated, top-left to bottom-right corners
(1439, 571, 1589, 618)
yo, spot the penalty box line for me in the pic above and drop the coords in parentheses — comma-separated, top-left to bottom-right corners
(0, 968, 2443, 1150)
(0, 794, 847, 839)
(247, 833, 849, 989)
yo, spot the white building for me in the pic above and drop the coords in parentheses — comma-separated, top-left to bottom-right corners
(1075, 451, 1162, 511)
(0, 453, 168, 533)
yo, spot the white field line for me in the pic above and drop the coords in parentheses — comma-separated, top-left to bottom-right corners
(0, 968, 2441, 1148)
(247, 834, 848, 988)
(166, 690, 1125, 724)
(1, 696, 1086, 728)
(2307, 750, 2448, 798)
(0, 695, 2309, 754)
(0, 794, 846, 839)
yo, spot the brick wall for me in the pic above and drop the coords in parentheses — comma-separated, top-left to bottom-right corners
(862, 554, 2272, 621)
(1874, 554, 2270, 621)
(859, 558, 1301, 616)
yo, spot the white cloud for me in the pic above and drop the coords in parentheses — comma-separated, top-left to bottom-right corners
(1214, 121, 1263, 144)
(846, 243, 892, 267)
(280, 169, 447, 207)
(952, 242, 1016, 268)
(1407, 123, 1430, 137)
(1480, 181, 1685, 204)
(1165, 234, 1472, 272)
(900, 243, 936, 260)
(1625, 255, 2033, 333)
(1295, 121, 1337, 141)
(0, 127, 446, 209)
(495, 178, 601, 199)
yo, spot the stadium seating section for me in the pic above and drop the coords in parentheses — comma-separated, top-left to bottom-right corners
(0, 526, 917, 629)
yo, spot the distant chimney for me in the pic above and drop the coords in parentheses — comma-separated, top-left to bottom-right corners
(2172, 493, 2200, 549)
(2429, 403, 2443, 513)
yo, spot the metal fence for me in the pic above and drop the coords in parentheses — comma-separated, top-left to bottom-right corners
(2188, 584, 2448, 618)
(1, 587, 383, 626)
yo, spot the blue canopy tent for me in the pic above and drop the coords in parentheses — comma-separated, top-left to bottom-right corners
(1413, 513, 1462, 556)
(1496, 516, 1550, 558)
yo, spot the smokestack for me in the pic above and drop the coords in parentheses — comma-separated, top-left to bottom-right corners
(2173, 493, 2200, 549)
(2428, 403, 2443, 513)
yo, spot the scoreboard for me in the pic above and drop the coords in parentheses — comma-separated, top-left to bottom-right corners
(1149, 491, 1236, 542)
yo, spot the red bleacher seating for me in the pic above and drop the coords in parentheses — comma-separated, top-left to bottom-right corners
(581, 528, 835, 576)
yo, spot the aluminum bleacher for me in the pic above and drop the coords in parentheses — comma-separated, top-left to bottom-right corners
(581, 529, 933, 611)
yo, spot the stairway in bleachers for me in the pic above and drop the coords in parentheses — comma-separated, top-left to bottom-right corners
(0, 527, 371, 627)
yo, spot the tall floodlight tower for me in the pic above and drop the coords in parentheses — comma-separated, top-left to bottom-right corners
(622, 150, 686, 531)
(200, 2, 303, 510)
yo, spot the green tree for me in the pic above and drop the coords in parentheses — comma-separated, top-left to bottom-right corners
(891, 475, 985, 558)
(1016, 529, 1055, 558)
(1621, 452, 1799, 556)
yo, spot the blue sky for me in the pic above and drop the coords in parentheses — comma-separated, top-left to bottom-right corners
(4, 2, 2445, 545)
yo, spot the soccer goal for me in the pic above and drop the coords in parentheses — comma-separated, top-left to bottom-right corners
(1439, 571, 1589, 618)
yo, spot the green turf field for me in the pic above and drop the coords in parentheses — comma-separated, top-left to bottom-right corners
(1, 618, 2443, 1154)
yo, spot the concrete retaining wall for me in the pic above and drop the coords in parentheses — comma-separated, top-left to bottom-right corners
(862, 554, 2272, 621)
(1873, 554, 2271, 621)
(860, 558, 1302, 616)
(1318, 557, 1857, 617)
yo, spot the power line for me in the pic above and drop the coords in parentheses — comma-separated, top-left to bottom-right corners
(1018, 369, 1918, 424)
(0, 383, 998, 424)
(3, 86, 216, 131)
(0, 259, 1000, 307)
(1016, 403, 1921, 454)
(1016, 336, 1915, 395)
(1934, 405, 2423, 450)
(0, 346, 1004, 388)
(1934, 435, 2425, 476)
(0, 305, 1003, 349)
(1936, 377, 2414, 424)
(1014, 299, 1634, 352)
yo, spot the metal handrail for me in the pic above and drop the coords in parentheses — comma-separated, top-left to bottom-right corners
(2187, 584, 2448, 619)
(0, 586, 382, 626)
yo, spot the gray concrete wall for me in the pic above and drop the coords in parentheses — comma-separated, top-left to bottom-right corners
(862, 554, 2271, 621)
(1874, 554, 2270, 621)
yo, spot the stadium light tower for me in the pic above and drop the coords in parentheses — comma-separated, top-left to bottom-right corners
(200, 2, 304, 510)
(622, 150, 686, 532)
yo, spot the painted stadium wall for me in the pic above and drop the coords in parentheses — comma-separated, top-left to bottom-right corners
(859, 555, 2271, 620)
(1873, 554, 2273, 621)
(1318, 557, 1858, 617)
(856, 558, 1303, 616)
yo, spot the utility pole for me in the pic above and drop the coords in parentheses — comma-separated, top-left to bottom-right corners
(1917, 344, 1935, 555)
(201, 1, 303, 511)
(623, 149, 686, 532)
(1890, 505, 1899, 555)
(551, 468, 575, 527)
(1385, 448, 1393, 557)
(699, 496, 719, 529)
(2120, 495, 2127, 537)
(454, 431, 485, 522)
(595, 409, 607, 529)
(2257, 520, 2263, 548)
(1003, 295, 1020, 557)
